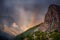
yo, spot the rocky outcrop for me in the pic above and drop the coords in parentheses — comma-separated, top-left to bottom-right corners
(33, 4, 60, 32)
(45, 4, 60, 31)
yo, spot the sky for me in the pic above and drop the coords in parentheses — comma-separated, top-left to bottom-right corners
(0, 0, 60, 36)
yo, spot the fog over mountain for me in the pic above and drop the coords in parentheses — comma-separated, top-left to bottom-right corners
(0, 0, 60, 40)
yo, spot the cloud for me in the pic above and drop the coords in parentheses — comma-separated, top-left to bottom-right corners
(0, 0, 60, 35)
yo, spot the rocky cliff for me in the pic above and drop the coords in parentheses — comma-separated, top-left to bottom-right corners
(45, 4, 60, 32)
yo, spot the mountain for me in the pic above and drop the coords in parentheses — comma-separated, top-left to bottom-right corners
(0, 16, 20, 40)
(45, 4, 60, 32)
(13, 4, 60, 40)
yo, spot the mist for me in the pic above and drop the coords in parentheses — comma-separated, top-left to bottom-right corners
(0, 0, 60, 37)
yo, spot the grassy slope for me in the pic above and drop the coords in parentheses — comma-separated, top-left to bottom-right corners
(13, 23, 41, 40)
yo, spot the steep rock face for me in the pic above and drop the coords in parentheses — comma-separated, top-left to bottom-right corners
(34, 4, 60, 32)
(45, 4, 60, 31)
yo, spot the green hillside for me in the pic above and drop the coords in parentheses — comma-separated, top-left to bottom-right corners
(13, 27, 60, 40)
(13, 23, 41, 40)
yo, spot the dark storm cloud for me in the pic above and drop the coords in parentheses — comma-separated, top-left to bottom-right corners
(1, 0, 60, 13)
(0, 0, 60, 28)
